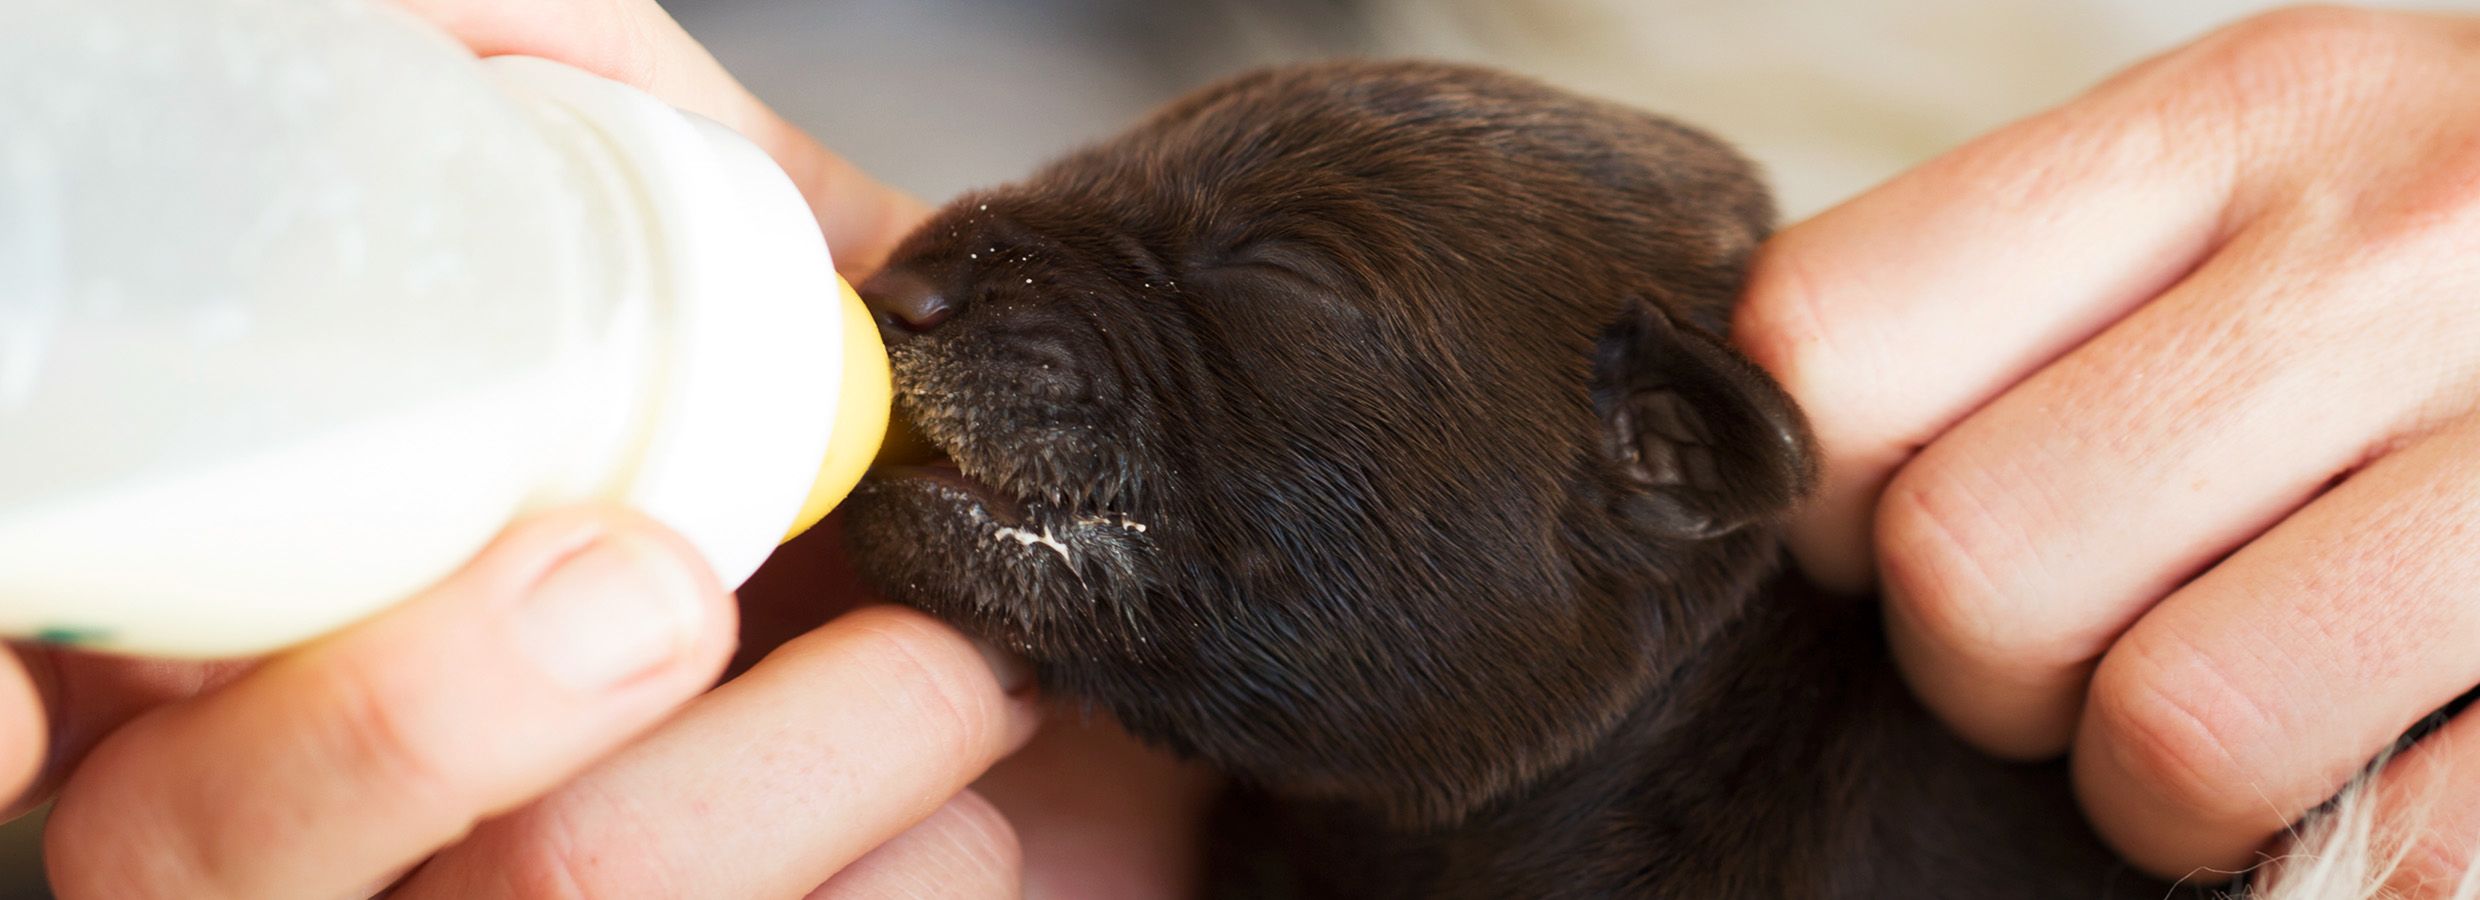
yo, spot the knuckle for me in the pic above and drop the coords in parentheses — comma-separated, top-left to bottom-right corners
(493, 792, 680, 900)
(2086, 637, 2282, 823)
(2214, 6, 2401, 75)
(1874, 468, 2023, 661)
(499, 842, 598, 900)
(315, 662, 466, 823)
(2335, 150, 2480, 269)
(496, 825, 605, 899)
(2173, 6, 2415, 128)
(811, 793, 1023, 900)
(932, 791, 1026, 894)
(841, 610, 1002, 765)
(2144, 6, 2480, 272)
(1962, 95, 2190, 212)
(2215, 6, 2396, 55)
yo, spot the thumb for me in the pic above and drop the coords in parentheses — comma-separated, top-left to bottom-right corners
(45, 508, 737, 900)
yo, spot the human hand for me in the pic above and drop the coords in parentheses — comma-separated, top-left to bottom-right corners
(21, 509, 1041, 899)
(1734, 6, 2480, 888)
(27, 509, 745, 896)
(14, 1, 1147, 896)
(392, 0, 928, 279)
(378, 521, 1042, 899)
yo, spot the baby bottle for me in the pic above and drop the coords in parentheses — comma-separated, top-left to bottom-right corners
(0, 0, 890, 656)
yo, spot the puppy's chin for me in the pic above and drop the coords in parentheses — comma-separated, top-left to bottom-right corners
(842, 462, 1163, 657)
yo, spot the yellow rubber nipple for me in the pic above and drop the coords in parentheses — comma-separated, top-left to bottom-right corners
(783, 275, 893, 542)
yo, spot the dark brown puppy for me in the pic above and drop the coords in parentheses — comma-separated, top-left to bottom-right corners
(843, 61, 2202, 899)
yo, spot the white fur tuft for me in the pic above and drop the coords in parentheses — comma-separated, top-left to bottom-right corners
(2230, 772, 2480, 900)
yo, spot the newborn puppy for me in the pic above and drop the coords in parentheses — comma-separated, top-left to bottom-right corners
(843, 61, 2200, 898)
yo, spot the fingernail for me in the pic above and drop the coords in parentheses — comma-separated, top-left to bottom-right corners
(970, 638, 1035, 695)
(514, 530, 709, 691)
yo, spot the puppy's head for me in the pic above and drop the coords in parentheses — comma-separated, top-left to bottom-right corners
(843, 61, 1812, 825)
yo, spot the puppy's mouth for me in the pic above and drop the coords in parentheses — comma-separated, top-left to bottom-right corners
(860, 407, 1154, 572)
(876, 459, 1032, 523)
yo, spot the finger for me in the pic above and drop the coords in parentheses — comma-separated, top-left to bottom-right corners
(1872, 175, 2480, 759)
(1765, 8, 2480, 761)
(2366, 708, 2480, 895)
(0, 652, 46, 814)
(2072, 421, 2480, 880)
(43, 510, 735, 900)
(3, 649, 261, 820)
(974, 708, 1218, 900)
(399, 605, 1039, 900)
(391, 0, 758, 127)
(805, 790, 1022, 900)
(1730, 7, 2432, 590)
(762, 123, 934, 279)
(1732, 80, 2233, 590)
(388, 0, 928, 276)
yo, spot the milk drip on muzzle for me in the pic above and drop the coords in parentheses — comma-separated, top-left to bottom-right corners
(0, 0, 892, 657)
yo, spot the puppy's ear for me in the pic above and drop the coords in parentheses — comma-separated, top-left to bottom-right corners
(1593, 298, 1817, 539)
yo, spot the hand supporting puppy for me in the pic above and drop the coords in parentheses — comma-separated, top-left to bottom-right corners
(1736, 7, 2480, 889)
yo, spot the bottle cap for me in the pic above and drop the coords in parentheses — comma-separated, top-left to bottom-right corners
(784, 274, 893, 542)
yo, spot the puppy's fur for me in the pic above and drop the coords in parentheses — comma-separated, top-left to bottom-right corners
(843, 61, 2202, 897)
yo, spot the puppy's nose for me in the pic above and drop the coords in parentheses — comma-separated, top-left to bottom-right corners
(859, 269, 955, 335)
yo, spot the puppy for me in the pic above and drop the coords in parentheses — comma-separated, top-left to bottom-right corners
(842, 61, 2204, 898)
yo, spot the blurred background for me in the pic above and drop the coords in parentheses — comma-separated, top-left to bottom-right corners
(661, 0, 2446, 218)
(7, 0, 2479, 895)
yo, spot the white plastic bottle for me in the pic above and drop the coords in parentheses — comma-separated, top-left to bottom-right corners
(0, 0, 892, 656)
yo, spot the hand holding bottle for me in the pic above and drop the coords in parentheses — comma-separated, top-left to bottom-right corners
(9, 1, 1090, 896)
